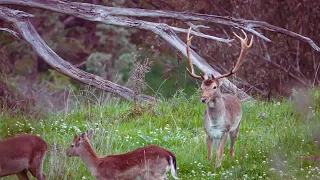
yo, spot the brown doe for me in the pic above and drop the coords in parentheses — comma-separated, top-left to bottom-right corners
(186, 28, 253, 168)
(66, 129, 180, 180)
(0, 134, 47, 180)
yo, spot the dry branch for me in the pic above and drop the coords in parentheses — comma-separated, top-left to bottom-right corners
(1, 0, 319, 52)
(0, 0, 253, 100)
(0, 27, 20, 39)
(0, 0, 232, 44)
(0, 6, 156, 102)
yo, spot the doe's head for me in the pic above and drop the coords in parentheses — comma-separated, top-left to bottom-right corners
(66, 129, 94, 157)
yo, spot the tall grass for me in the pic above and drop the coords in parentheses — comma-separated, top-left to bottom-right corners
(0, 90, 319, 179)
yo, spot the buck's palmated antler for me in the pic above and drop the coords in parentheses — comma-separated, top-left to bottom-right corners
(215, 30, 253, 80)
(186, 27, 204, 80)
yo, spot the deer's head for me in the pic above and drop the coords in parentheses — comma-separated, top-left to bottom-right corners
(67, 129, 94, 157)
(199, 75, 221, 103)
(185, 28, 253, 103)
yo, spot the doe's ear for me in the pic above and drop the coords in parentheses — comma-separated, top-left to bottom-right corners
(79, 132, 87, 143)
(80, 132, 86, 138)
(87, 129, 94, 140)
(74, 135, 83, 146)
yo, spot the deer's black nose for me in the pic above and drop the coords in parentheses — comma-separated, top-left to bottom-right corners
(201, 97, 207, 103)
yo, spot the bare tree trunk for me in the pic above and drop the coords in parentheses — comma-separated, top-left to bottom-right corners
(3, 1, 318, 100)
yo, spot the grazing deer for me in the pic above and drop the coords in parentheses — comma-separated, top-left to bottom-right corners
(185, 28, 253, 168)
(0, 134, 47, 180)
(66, 129, 179, 180)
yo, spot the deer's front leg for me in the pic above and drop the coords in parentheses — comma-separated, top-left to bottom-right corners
(213, 132, 228, 168)
(206, 136, 214, 162)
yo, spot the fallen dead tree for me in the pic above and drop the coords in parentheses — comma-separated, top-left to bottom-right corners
(0, 0, 319, 102)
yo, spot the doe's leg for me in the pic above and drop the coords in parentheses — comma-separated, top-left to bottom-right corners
(29, 153, 46, 180)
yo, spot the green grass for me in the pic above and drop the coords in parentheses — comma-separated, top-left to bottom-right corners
(0, 90, 319, 180)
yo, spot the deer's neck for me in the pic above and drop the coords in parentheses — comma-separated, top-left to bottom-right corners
(206, 96, 225, 117)
(79, 142, 100, 173)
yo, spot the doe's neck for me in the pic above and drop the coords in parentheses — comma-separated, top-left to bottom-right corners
(79, 141, 100, 170)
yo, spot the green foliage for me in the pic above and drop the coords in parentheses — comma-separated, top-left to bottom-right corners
(1, 90, 319, 180)
(312, 89, 320, 110)
(40, 69, 76, 90)
(88, 24, 137, 81)
(86, 52, 112, 79)
(145, 58, 199, 97)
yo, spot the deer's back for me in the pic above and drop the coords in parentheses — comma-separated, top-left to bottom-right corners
(222, 94, 242, 126)
(97, 145, 174, 179)
(0, 134, 47, 161)
(0, 134, 47, 176)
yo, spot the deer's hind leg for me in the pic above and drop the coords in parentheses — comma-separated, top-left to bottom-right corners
(17, 169, 29, 180)
(229, 123, 240, 160)
(29, 152, 46, 180)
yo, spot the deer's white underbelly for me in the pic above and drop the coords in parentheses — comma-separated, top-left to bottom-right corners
(229, 115, 241, 132)
(204, 115, 227, 139)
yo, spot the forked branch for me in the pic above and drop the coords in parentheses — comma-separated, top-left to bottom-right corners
(0, 27, 20, 39)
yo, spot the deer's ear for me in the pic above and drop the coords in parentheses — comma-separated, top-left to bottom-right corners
(74, 136, 83, 146)
(78, 133, 86, 144)
(202, 74, 209, 80)
(77, 138, 83, 146)
(217, 78, 223, 86)
(80, 133, 86, 138)
(87, 129, 94, 140)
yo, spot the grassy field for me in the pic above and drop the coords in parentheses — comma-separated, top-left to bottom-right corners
(0, 89, 319, 180)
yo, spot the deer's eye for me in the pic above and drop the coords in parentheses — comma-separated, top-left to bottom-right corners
(71, 144, 74, 147)
(213, 86, 217, 89)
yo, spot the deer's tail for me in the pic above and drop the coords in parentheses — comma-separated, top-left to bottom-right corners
(169, 156, 180, 180)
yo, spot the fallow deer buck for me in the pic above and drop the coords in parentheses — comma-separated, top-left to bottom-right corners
(67, 129, 179, 180)
(186, 28, 253, 168)
(0, 134, 47, 180)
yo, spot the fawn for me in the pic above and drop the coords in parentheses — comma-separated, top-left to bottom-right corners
(67, 129, 180, 180)
(0, 134, 47, 179)
(185, 28, 253, 168)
